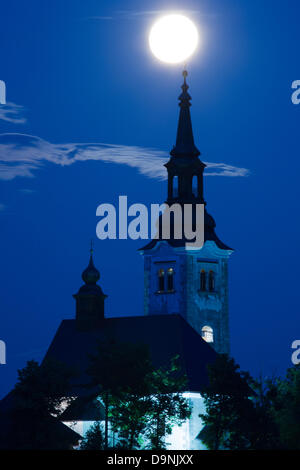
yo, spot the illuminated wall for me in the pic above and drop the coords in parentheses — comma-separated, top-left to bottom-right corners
(63, 392, 207, 450)
(166, 392, 207, 450)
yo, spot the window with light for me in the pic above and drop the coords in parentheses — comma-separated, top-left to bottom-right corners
(167, 267, 174, 291)
(202, 325, 213, 343)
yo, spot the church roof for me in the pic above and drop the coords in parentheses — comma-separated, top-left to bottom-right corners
(0, 391, 81, 449)
(43, 314, 218, 396)
(140, 210, 233, 252)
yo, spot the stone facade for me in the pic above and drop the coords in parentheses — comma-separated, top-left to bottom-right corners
(142, 240, 232, 354)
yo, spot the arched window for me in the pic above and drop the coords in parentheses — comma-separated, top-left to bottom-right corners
(202, 326, 214, 343)
(158, 269, 165, 292)
(208, 270, 215, 292)
(192, 175, 197, 197)
(200, 270, 206, 291)
(167, 268, 174, 291)
(173, 176, 178, 197)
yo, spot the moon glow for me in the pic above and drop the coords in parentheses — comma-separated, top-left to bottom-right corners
(149, 14, 199, 64)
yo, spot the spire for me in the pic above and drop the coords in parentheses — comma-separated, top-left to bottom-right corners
(170, 70, 200, 158)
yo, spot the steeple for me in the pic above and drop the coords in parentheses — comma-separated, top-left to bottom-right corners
(73, 242, 107, 330)
(165, 70, 206, 205)
(141, 69, 232, 251)
(170, 70, 201, 159)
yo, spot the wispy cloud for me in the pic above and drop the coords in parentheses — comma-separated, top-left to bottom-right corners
(18, 188, 36, 194)
(87, 15, 113, 20)
(87, 9, 212, 21)
(0, 102, 27, 124)
(204, 163, 249, 177)
(0, 133, 249, 181)
(0, 203, 6, 211)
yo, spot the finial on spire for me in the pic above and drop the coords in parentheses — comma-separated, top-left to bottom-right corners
(179, 69, 191, 106)
(90, 239, 94, 256)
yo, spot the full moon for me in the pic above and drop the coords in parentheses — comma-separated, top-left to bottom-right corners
(149, 14, 199, 64)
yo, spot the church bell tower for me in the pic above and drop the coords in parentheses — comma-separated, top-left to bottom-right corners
(140, 71, 233, 354)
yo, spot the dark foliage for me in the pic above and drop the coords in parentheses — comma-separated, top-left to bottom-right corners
(0, 359, 78, 449)
(199, 354, 300, 450)
(86, 340, 191, 449)
(80, 422, 105, 450)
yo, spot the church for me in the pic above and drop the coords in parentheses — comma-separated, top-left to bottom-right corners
(4, 71, 233, 450)
(41, 70, 233, 449)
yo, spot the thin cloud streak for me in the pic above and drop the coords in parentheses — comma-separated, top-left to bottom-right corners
(0, 103, 27, 124)
(18, 188, 37, 194)
(87, 9, 213, 21)
(86, 15, 113, 20)
(0, 133, 249, 181)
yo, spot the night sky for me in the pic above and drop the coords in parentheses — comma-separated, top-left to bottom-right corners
(1, 0, 300, 398)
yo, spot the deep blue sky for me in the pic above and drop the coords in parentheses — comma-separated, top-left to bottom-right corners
(1, 0, 300, 398)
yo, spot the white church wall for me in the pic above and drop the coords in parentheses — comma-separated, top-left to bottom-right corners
(63, 392, 207, 450)
(166, 392, 207, 450)
(62, 420, 96, 437)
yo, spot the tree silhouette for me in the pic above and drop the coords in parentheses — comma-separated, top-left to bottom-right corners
(199, 354, 289, 450)
(80, 422, 105, 450)
(87, 340, 190, 449)
(0, 359, 78, 449)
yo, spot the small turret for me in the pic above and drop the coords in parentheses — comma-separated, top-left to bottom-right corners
(73, 242, 107, 330)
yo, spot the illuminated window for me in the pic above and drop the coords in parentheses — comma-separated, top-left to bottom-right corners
(200, 270, 206, 291)
(158, 269, 165, 292)
(208, 270, 215, 292)
(167, 268, 174, 291)
(202, 326, 213, 343)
